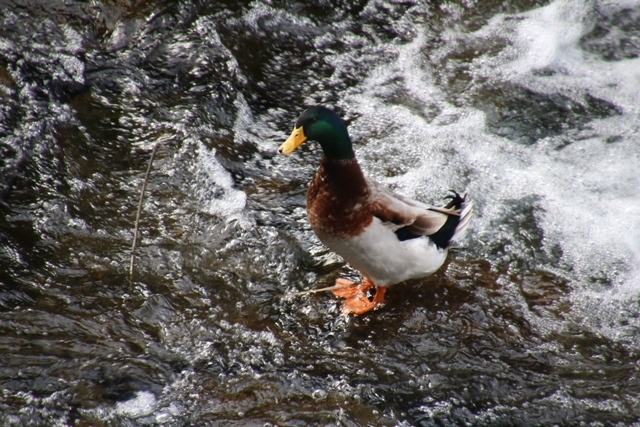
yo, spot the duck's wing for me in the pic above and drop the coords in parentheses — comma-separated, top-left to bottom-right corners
(367, 178, 473, 248)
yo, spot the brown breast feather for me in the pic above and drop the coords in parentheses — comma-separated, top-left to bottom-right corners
(306, 157, 373, 237)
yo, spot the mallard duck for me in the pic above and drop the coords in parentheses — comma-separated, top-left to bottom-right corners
(279, 106, 472, 315)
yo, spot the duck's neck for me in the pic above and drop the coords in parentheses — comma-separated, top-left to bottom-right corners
(314, 121, 354, 160)
(314, 156, 369, 199)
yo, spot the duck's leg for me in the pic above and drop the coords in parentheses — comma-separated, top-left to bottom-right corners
(332, 277, 386, 315)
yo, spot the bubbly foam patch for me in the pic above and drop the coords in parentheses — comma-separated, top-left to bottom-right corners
(115, 391, 156, 417)
(184, 137, 247, 222)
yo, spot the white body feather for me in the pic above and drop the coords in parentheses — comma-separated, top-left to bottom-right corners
(315, 217, 449, 287)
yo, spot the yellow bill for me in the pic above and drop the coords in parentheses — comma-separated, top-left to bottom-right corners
(279, 126, 307, 155)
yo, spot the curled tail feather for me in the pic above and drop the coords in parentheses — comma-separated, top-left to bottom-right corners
(428, 191, 473, 249)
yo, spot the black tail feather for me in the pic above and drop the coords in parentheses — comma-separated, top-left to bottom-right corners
(429, 191, 467, 250)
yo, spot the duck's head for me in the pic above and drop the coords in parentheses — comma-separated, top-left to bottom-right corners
(279, 106, 355, 160)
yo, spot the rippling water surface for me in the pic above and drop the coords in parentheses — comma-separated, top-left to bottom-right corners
(1, 0, 640, 425)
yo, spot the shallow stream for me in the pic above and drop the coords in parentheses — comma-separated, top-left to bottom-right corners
(1, 0, 640, 425)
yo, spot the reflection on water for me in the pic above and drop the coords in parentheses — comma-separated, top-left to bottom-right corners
(1, 0, 640, 425)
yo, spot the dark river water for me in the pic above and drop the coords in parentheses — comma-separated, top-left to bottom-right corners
(1, 0, 640, 425)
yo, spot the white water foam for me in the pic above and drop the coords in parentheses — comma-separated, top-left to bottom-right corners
(181, 136, 248, 223)
(470, 0, 640, 293)
(115, 390, 156, 417)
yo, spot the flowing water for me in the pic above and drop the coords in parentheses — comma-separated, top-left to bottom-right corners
(1, 0, 640, 425)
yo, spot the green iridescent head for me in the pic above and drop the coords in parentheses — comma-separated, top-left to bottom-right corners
(279, 106, 354, 160)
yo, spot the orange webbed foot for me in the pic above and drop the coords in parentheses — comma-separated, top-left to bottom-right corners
(332, 277, 386, 315)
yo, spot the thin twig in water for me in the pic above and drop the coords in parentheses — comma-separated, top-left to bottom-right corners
(280, 280, 354, 298)
(130, 141, 160, 282)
